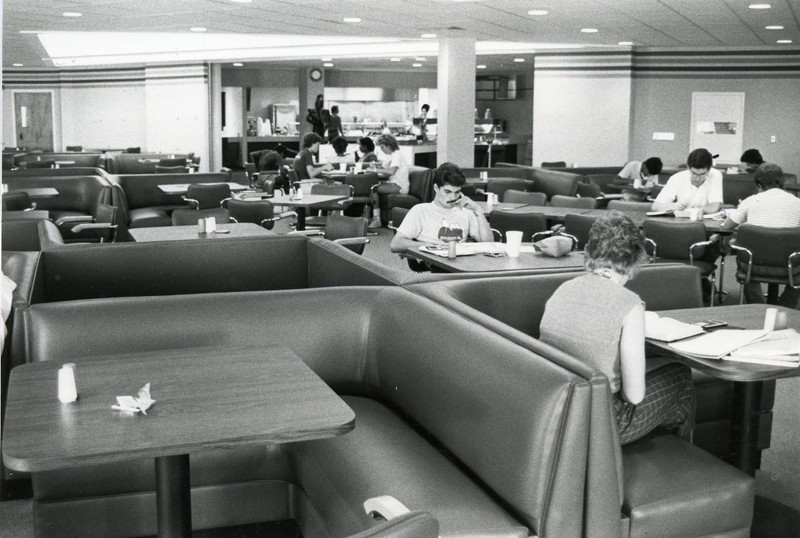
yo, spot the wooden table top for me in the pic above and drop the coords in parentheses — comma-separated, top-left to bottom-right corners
(128, 223, 274, 242)
(410, 243, 586, 273)
(2, 346, 355, 473)
(646, 304, 800, 382)
(157, 182, 248, 195)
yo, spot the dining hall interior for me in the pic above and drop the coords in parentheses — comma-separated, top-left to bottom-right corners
(2, 0, 800, 537)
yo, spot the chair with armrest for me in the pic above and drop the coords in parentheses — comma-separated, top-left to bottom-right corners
(2, 192, 36, 211)
(549, 195, 597, 209)
(541, 161, 567, 168)
(642, 219, 719, 305)
(225, 198, 296, 230)
(502, 190, 546, 205)
(562, 213, 599, 250)
(305, 183, 354, 228)
(575, 181, 603, 199)
(345, 173, 382, 219)
(183, 183, 232, 210)
(607, 200, 653, 212)
(354, 496, 438, 538)
(171, 208, 232, 226)
(729, 224, 800, 305)
(58, 203, 119, 243)
(489, 211, 547, 243)
(293, 214, 370, 255)
(475, 178, 529, 202)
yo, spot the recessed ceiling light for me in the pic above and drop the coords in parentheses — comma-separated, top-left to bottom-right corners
(323, 62, 334, 67)
(748, 3, 771, 9)
(62, 12, 83, 17)
(390, 57, 401, 62)
(476, 64, 487, 69)
(581, 28, 599, 33)
(618, 41, 634, 46)
(528, 10, 548, 16)
(513, 58, 525, 62)
(190, 27, 207, 32)
(777, 39, 793, 44)
(343, 17, 362, 23)
(421, 33, 437, 39)
(233, 62, 243, 66)
(412, 63, 422, 67)
(12, 63, 23, 67)
(765, 25, 784, 30)
(415, 57, 426, 61)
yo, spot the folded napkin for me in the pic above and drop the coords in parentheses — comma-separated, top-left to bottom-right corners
(533, 236, 573, 258)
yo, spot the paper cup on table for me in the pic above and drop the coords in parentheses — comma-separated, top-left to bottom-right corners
(197, 218, 207, 233)
(205, 217, 216, 233)
(506, 231, 523, 258)
(339, 162, 347, 172)
(764, 307, 777, 331)
(689, 207, 702, 221)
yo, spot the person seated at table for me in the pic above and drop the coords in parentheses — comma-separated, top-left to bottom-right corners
(370, 134, 410, 228)
(651, 148, 722, 215)
(326, 136, 354, 165)
(722, 163, 800, 308)
(257, 148, 284, 172)
(539, 212, 696, 445)
(617, 156, 663, 189)
(293, 133, 333, 180)
(390, 162, 493, 253)
(739, 148, 764, 174)
(255, 151, 288, 193)
(355, 137, 379, 164)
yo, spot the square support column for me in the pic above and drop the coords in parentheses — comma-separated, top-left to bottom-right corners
(437, 38, 476, 168)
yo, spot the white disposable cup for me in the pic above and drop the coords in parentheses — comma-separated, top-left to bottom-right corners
(339, 162, 347, 172)
(58, 364, 78, 403)
(480, 171, 488, 180)
(764, 307, 777, 331)
(205, 217, 216, 233)
(197, 218, 207, 233)
(689, 207, 702, 221)
(506, 230, 523, 258)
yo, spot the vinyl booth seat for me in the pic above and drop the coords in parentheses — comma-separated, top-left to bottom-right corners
(108, 172, 238, 232)
(408, 264, 756, 538)
(13, 287, 595, 537)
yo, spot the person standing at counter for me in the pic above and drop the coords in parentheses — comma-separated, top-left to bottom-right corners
(371, 134, 409, 228)
(306, 94, 327, 138)
(327, 105, 343, 141)
(293, 133, 333, 180)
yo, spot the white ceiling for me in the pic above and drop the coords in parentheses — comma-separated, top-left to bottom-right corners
(4, 0, 800, 70)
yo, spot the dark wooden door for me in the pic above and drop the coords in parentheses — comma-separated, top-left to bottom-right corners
(14, 92, 54, 151)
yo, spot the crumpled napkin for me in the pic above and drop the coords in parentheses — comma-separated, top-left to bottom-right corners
(533, 235, 573, 258)
(112, 383, 156, 414)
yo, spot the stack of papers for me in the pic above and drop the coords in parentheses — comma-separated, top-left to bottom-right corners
(646, 210, 674, 217)
(725, 329, 800, 367)
(668, 329, 768, 360)
(645, 311, 704, 342)
(420, 243, 506, 257)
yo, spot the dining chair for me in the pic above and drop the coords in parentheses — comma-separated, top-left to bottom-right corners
(642, 219, 720, 305)
(549, 195, 597, 209)
(502, 190, 546, 205)
(489, 211, 547, 243)
(562, 213, 599, 250)
(575, 182, 603, 199)
(294, 214, 370, 255)
(183, 183, 232, 210)
(305, 183, 354, 228)
(226, 198, 296, 230)
(478, 178, 529, 202)
(607, 200, 653, 212)
(171, 208, 231, 226)
(729, 224, 800, 305)
(344, 173, 382, 219)
(2, 192, 36, 211)
(53, 202, 120, 243)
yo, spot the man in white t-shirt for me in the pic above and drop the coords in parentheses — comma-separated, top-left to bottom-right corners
(617, 156, 663, 189)
(369, 133, 410, 228)
(722, 163, 800, 307)
(391, 162, 493, 253)
(652, 148, 723, 215)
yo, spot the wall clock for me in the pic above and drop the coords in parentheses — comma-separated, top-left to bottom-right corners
(310, 68, 322, 81)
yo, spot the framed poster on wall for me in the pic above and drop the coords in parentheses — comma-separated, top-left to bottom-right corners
(689, 92, 744, 165)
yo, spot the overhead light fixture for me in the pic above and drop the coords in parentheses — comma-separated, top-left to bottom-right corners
(581, 28, 598, 33)
(323, 62, 334, 67)
(62, 12, 83, 17)
(12, 63, 23, 67)
(618, 41, 633, 46)
(748, 3, 771, 9)
(412, 63, 422, 67)
(415, 57, 426, 61)
(190, 27, 208, 32)
(421, 33, 437, 38)
(233, 62, 243, 66)
(765, 25, 784, 30)
(513, 58, 525, 62)
(476, 64, 486, 69)
(390, 57, 401, 61)
(343, 17, 362, 23)
(777, 39, 793, 43)
(528, 10, 548, 16)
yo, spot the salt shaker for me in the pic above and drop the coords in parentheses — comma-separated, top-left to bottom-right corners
(58, 363, 78, 403)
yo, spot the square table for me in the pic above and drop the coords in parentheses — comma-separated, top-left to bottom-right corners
(2, 345, 355, 537)
(409, 242, 586, 273)
(646, 304, 800, 475)
(269, 191, 350, 231)
(157, 182, 248, 195)
(128, 222, 274, 242)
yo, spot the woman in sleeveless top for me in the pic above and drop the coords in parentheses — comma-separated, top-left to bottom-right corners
(539, 212, 695, 445)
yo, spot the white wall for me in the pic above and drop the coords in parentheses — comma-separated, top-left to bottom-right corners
(60, 84, 146, 150)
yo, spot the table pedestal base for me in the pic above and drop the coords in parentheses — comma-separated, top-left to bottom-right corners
(156, 454, 192, 537)
(731, 381, 763, 476)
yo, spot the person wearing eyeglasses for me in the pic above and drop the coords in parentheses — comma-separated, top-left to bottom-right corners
(651, 148, 723, 214)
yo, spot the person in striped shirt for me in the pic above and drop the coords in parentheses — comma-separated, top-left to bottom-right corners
(723, 162, 800, 307)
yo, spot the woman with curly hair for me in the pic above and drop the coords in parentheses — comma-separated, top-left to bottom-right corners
(539, 212, 696, 445)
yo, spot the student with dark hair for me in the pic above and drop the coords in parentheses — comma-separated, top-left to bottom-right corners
(652, 148, 722, 214)
(740, 149, 764, 173)
(540, 212, 696, 445)
(723, 163, 800, 307)
(356, 137, 378, 163)
(292, 133, 333, 180)
(617, 157, 663, 189)
(326, 135, 353, 164)
(305, 94, 327, 138)
(328, 105, 342, 141)
(390, 162, 492, 253)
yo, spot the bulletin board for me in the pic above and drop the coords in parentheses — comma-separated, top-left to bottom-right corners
(689, 92, 744, 165)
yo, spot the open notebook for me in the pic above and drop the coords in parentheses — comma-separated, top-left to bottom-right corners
(667, 329, 769, 360)
(644, 311, 704, 342)
(725, 329, 800, 367)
